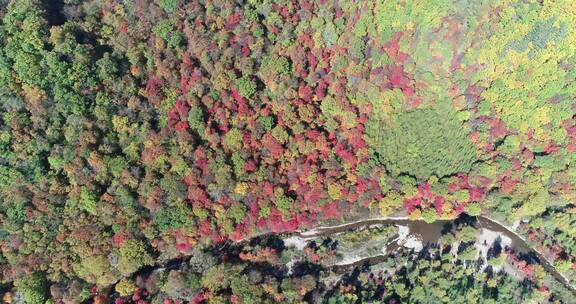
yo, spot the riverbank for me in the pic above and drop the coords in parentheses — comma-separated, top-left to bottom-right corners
(82, 214, 575, 303)
(291, 215, 574, 294)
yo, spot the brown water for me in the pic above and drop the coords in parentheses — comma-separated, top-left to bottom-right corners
(299, 218, 447, 243)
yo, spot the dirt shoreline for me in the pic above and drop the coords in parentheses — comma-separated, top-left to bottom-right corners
(292, 215, 574, 294)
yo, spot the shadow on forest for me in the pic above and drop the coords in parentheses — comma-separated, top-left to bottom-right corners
(42, 0, 66, 26)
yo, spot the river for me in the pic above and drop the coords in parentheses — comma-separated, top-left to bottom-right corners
(79, 214, 575, 303)
(289, 215, 574, 294)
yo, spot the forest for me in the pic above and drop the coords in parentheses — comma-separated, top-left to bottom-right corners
(0, 0, 575, 303)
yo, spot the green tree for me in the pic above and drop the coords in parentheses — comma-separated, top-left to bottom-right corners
(227, 203, 247, 224)
(14, 272, 48, 304)
(154, 202, 193, 232)
(464, 202, 481, 216)
(201, 263, 244, 292)
(260, 55, 290, 77)
(159, 0, 179, 13)
(78, 187, 97, 215)
(224, 128, 244, 150)
(75, 255, 120, 286)
(231, 274, 263, 303)
(117, 240, 154, 275)
(422, 208, 437, 223)
(3, 0, 47, 87)
(274, 188, 294, 218)
(257, 116, 274, 131)
(187, 107, 206, 135)
(236, 76, 257, 98)
(115, 278, 137, 297)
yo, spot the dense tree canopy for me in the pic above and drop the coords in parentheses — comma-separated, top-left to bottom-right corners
(0, 0, 575, 302)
